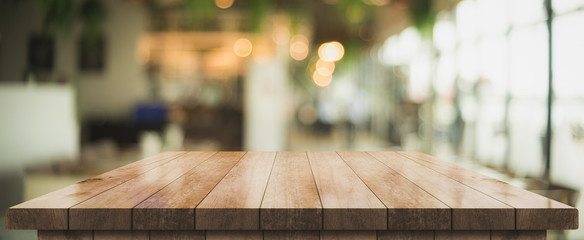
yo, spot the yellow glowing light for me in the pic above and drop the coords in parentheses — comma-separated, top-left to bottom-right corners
(290, 35, 309, 61)
(318, 41, 344, 62)
(215, 0, 234, 9)
(316, 59, 335, 76)
(233, 38, 252, 57)
(135, 36, 151, 64)
(272, 26, 290, 45)
(313, 71, 333, 87)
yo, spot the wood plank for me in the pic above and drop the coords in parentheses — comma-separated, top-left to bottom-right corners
(377, 230, 433, 240)
(93, 231, 149, 240)
(368, 152, 514, 230)
(5, 152, 185, 230)
(196, 152, 276, 230)
(338, 152, 450, 230)
(38, 230, 92, 240)
(6, 209, 68, 231)
(320, 231, 377, 240)
(434, 231, 490, 240)
(491, 230, 546, 240)
(150, 230, 206, 240)
(264, 231, 319, 240)
(399, 151, 578, 230)
(69, 152, 216, 230)
(516, 209, 577, 230)
(133, 152, 246, 230)
(261, 152, 322, 230)
(206, 231, 262, 240)
(307, 152, 386, 230)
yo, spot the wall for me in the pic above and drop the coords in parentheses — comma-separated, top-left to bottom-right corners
(0, 1, 43, 83)
(0, 0, 149, 121)
(76, 0, 149, 120)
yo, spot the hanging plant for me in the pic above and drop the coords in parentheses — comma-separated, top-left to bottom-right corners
(36, 0, 76, 35)
(79, 0, 106, 47)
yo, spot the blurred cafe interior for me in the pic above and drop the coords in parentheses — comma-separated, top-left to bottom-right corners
(1, 0, 584, 238)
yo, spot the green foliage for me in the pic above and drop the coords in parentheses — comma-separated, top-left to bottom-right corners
(79, 0, 106, 46)
(36, 0, 76, 34)
(35, 0, 107, 45)
(409, 0, 435, 39)
(289, 11, 302, 35)
(325, 0, 375, 36)
(249, 0, 270, 32)
(183, 0, 217, 25)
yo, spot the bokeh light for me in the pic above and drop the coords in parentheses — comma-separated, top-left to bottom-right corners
(316, 59, 335, 76)
(215, 0, 234, 9)
(233, 38, 253, 57)
(272, 26, 290, 45)
(298, 104, 318, 125)
(290, 35, 309, 61)
(318, 41, 345, 62)
(312, 71, 333, 87)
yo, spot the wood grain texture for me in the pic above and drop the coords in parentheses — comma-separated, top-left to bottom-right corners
(308, 152, 386, 230)
(38, 230, 92, 240)
(5, 152, 185, 230)
(6, 209, 67, 230)
(8, 151, 578, 233)
(399, 151, 578, 230)
(320, 231, 377, 240)
(377, 230, 433, 240)
(516, 209, 578, 230)
(133, 152, 245, 230)
(369, 152, 514, 230)
(196, 152, 276, 230)
(434, 231, 490, 240)
(261, 152, 322, 230)
(206, 231, 263, 240)
(491, 230, 546, 240)
(338, 152, 450, 230)
(263, 231, 319, 240)
(150, 230, 206, 240)
(133, 208, 193, 230)
(93, 231, 149, 240)
(70, 152, 216, 230)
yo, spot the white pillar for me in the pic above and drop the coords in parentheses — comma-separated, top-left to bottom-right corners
(244, 56, 290, 151)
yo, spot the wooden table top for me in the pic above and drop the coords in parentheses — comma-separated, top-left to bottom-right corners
(6, 151, 578, 231)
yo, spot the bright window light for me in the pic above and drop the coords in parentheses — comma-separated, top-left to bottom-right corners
(553, 11, 584, 98)
(509, 23, 548, 97)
